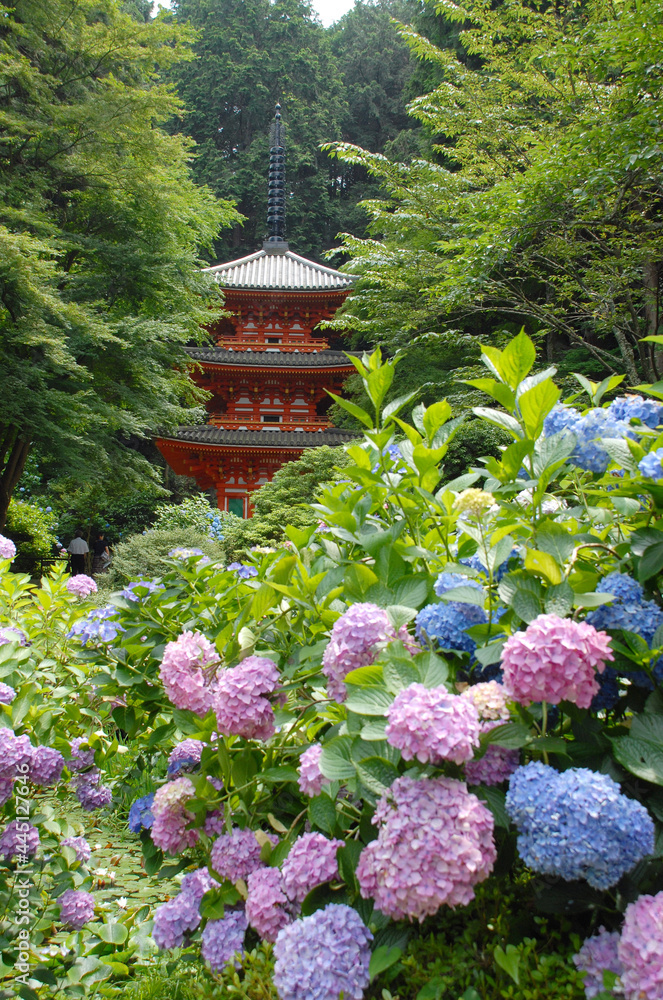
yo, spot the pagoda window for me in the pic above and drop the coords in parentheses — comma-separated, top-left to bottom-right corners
(262, 414, 281, 424)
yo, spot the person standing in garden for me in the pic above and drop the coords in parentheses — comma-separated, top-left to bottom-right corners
(91, 532, 110, 576)
(67, 530, 89, 576)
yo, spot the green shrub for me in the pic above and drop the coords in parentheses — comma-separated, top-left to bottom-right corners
(441, 419, 511, 482)
(103, 527, 225, 587)
(152, 493, 225, 539)
(4, 497, 58, 571)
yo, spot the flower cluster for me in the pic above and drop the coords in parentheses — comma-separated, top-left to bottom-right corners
(28, 745, 64, 786)
(356, 775, 496, 920)
(596, 571, 644, 604)
(543, 404, 632, 473)
(128, 794, 155, 833)
(151, 777, 199, 854)
(65, 574, 97, 598)
(608, 394, 663, 428)
(0, 682, 16, 704)
(0, 820, 39, 860)
(465, 741, 520, 787)
(506, 763, 654, 889)
(453, 488, 496, 517)
(460, 681, 511, 722)
(0, 535, 16, 560)
(227, 562, 259, 579)
(573, 928, 622, 999)
(273, 904, 372, 1000)
(0, 729, 33, 778)
(586, 576, 663, 687)
(167, 739, 204, 775)
(159, 630, 217, 716)
(212, 656, 281, 740)
(639, 449, 663, 479)
(322, 603, 399, 702)
(67, 605, 123, 645)
(210, 827, 267, 882)
(120, 579, 164, 602)
(281, 833, 342, 904)
(201, 909, 247, 972)
(61, 836, 91, 862)
(618, 891, 663, 1000)
(152, 867, 217, 950)
(501, 614, 612, 708)
(297, 744, 329, 797)
(71, 768, 113, 811)
(415, 601, 488, 656)
(168, 547, 210, 564)
(433, 572, 483, 598)
(246, 866, 294, 942)
(58, 889, 95, 929)
(385, 684, 481, 764)
(68, 737, 95, 771)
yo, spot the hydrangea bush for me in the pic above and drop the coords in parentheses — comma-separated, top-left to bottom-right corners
(2, 332, 663, 999)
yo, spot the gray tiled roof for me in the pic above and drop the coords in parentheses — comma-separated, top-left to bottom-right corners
(162, 427, 356, 448)
(203, 248, 354, 291)
(186, 347, 354, 368)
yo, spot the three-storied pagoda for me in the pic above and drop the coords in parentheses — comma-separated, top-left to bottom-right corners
(156, 107, 355, 517)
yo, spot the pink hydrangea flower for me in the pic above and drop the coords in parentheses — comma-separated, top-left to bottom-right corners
(151, 777, 199, 854)
(246, 867, 294, 942)
(28, 745, 65, 786)
(356, 775, 496, 921)
(159, 630, 217, 715)
(0, 535, 16, 560)
(573, 927, 623, 999)
(281, 832, 343, 904)
(212, 656, 281, 740)
(322, 603, 399, 702)
(501, 614, 613, 708)
(465, 743, 520, 786)
(66, 575, 97, 598)
(618, 891, 663, 1000)
(386, 684, 481, 765)
(210, 827, 269, 883)
(461, 681, 511, 723)
(0, 728, 33, 779)
(297, 744, 329, 797)
(58, 889, 95, 929)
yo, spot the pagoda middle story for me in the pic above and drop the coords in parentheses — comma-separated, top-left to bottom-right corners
(156, 106, 355, 517)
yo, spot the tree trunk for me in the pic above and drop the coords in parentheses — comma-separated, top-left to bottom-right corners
(643, 261, 663, 378)
(0, 434, 31, 531)
(613, 327, 640, 385)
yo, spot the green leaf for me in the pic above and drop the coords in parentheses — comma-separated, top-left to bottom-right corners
(319, 737, 357, 781)
(369, 945, 402, 981)
(366, 364, 395, 414)
(483, 723, 532, 749)
(355, 756, 400, 795)
(544, 580, 574, 617)
(472, 406, 523, 439)
(473, 786, 510, 828)
(345, 685, 394, 716)
(308, 795, 338, 835)
(326, 391, 373, 428)
(439, 585, 486, 607)
(601, 437, 639, 473)
(536, 524, 576, 563)
(382, 389, 419, 422)
(416, 977, 445, 1000)
(524, 548, 562, 584)
(96, 923, 128, 945)
(382, 656, 420, 693)
(518, 379, 560, 439)
(612, 736, 663, 786)
(416, 651, 450, 688)
(494, 944, 521, 985)
(463, 378, 515, 410)
(638, 541, 663, 582)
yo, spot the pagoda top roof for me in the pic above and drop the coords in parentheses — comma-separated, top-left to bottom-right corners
(160, 427, 356, 448)
(203, 245, 354, 292)
(186, 347, 354, 368)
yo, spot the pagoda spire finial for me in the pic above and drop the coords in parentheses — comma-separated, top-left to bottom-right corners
(264, 103, 288, 251)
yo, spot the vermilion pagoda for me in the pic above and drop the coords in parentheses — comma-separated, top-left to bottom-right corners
(156, 107, 355, 517)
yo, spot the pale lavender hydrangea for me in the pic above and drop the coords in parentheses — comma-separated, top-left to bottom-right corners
(212, 656, 281, 740)
(66, 575, 97, 598)
(502, 614, 613, 708)
(159, 630, 217, 715)
(297, 744, 329, 797)
(246, 866, 294, 942)
(204, 810, 225, 836)
(273, 903, 372, 1000)
(68, 737, 95, 772)
(167, 739, 204, 775)
(573, 927, 623, 999)
(28, 745, 65, 786)
(210, 827, 266, 883)
(460, 681, 511, 723)
(0, 728, 32, 779)
(322, 603, 398, 703)
(0, 683, 15, 704)
(356, 775, 496, 921)
(0, 535, 16, 560)
(0, 778, 13, 806)
(0, 820, 39, 860)
(180, 866, 218, 903)
(618, 891, 663, 1000)
(281, 833, 343, 904)
(151, 777, 199, 854)
(152, 892, 201, 949)
(0, 626, 26, 646)
(61, 836, 91, 863)
(71, 769, 113, 811)
(385, 684, 481, 765)
(201, 909, 248, 971)
(465, 743, 520, 786)
(58, 889, 95, 929)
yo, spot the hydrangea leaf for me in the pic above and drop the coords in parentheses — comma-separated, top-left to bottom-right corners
(307, 796, 337, 836)
(368, 945, 402, 981)
(345, 685, 394, 716)
(355, 756, 400, 796)
(319, 737, 357, 781)
(482, 723, 532, 749)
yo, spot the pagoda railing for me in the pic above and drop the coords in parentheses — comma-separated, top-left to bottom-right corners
(208, 416, 332, 432)
(217, 339, 330, 353)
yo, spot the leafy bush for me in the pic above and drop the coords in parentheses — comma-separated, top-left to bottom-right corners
(103, 527, 226, 588)
(152, 494, 226, 541)
(4, 497, 58, 571)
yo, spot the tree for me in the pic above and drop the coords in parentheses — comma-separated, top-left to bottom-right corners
(0, 0, 241, 528)
(327, 0, 663, 382)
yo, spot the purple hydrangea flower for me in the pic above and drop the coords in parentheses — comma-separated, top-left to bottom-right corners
(356, 775, 496, 920)
(58, 889, 95, 929)
(28, 746, 65, 786)
(0, 778, 13, 806)
(227, 562, 259, 579)
(201, 909, 248, 971)
(204, 810, 225, 836)
(385, 684, 481, 765)
(66, 575, 98, 598)
(152, 892, 201, 949)
(0, 820, 39, 860)
(159, 630, 217, 715)
(297, 744, 329, 798)
(180, 866, 218, 903)
(506, 762, 654, 889)
(273, 904, 372, 1000)
(414, 601, 488, 656)
(71, 768, 113, 811)
(0, 728, 33, 779)
(618, 891, 663, 1000)
(128, 794, 155, 833)
(465, 742, 520, 786)
(61, 836, 91, 863)
(281, 833, 342, 905)
(120, 579, 164, 602)
(609, 394, 663, 429)
(573, 927, 623, 999)
(0, 682, 16, 704)
(0, 626, 27, 646)
(151, 777, 199, 854)
(167, 739, 204, 775)
(66, 605, 123, 645)
(68, 737, 95, 772)
(212, 656, 281, 740)
(322, 603, 399, 703)
(0, 535, 17, 560)
(246, 866, 294, 942)
(639, 449, 663, 479)
(210, 827, 270, 883)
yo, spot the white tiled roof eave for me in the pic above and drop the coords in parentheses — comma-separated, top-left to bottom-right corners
(203, 249, 354, 291)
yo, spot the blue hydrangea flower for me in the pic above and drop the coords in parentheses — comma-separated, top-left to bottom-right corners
(639, 449, 663, 479)
(433, 572, 483, 597)
(609, 395, 663, 428)
(543, 404, 581, 436)
(67, 606, 124, 646)
(596, 572, 644, 604)
(460, 547, 520, 582)
(227, 562, 259, 579)
(586, 598, 663, 687)
(590, 665, 621, 711)
(120, 580, 164, 602)
(128, 794, 155, 833)
(572, 410, 632, 473)
(506, 762, 654, 889)
(415, 602, 488, 655)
